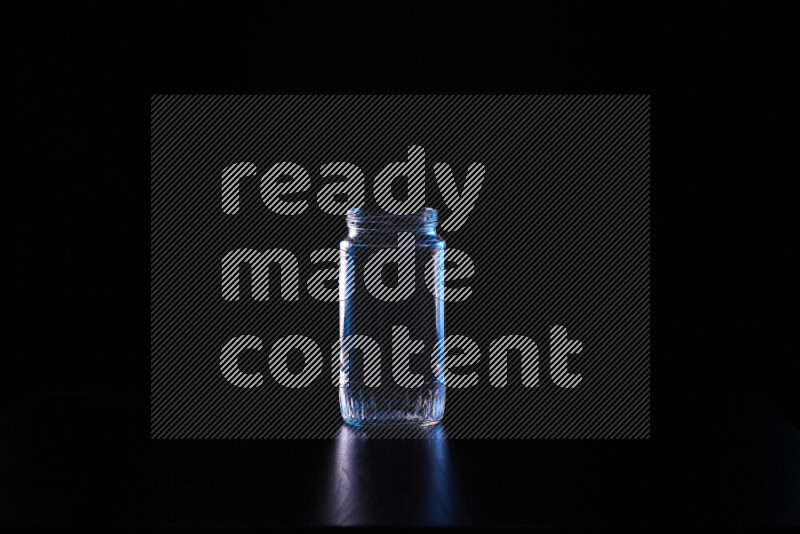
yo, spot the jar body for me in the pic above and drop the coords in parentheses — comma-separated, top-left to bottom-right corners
(338, 208, 446, 426)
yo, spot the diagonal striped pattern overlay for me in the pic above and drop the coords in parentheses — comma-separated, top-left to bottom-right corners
(151, 95, 650, 439)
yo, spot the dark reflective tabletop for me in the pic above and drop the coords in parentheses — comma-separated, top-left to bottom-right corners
(1, 392, 797, 528)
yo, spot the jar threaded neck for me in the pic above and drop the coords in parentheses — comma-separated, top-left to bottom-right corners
(346, 207, 438, 231)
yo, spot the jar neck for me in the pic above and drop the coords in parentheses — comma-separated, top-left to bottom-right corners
(345, 207, 439, 238)
(347, 223, 438, 238)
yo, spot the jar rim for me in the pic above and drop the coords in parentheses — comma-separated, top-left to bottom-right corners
(346, 207, 437, 227)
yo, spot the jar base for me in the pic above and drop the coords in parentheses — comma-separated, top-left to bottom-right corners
(339, 381, 445, 427)
(344, 418, 442, 428)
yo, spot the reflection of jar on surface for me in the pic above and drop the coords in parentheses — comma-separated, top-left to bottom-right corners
(338, 207, 446, 426)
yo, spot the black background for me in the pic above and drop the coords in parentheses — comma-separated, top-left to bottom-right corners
(150, 94, 650, 439)
(6, 1, 798, 530)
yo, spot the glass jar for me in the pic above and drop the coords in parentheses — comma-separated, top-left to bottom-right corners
(338, 207, 446, 426)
